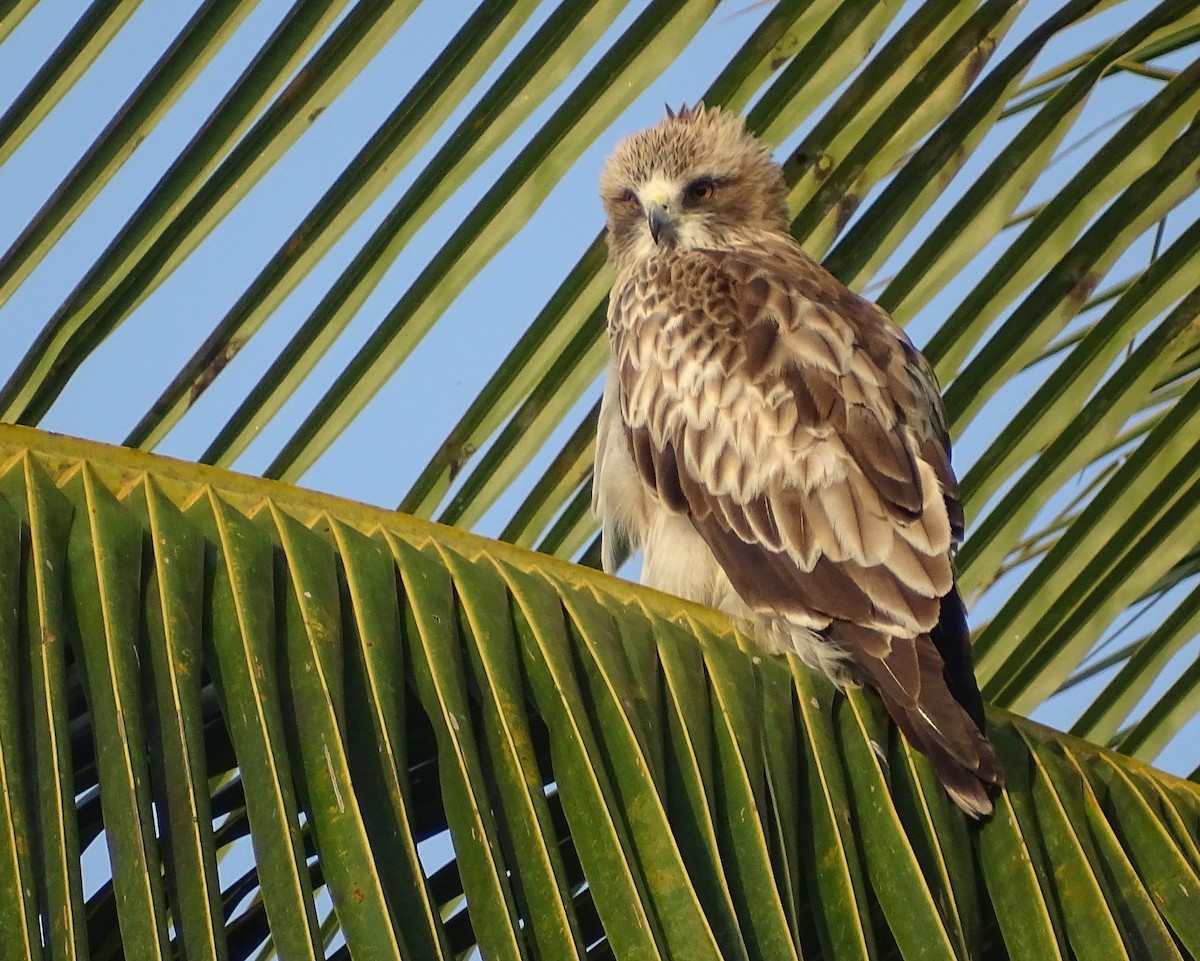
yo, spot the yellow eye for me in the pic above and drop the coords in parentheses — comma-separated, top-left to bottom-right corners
(685, 178, 715, 205)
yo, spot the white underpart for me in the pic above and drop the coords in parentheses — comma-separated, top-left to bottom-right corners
(595, 367, 853, 683)
(640, 503, 854, 683)
(593, 366, 650, 572)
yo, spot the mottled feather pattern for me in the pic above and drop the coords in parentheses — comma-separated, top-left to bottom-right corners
(611, 240, 952, 607)
(594, 104, 1002, 816)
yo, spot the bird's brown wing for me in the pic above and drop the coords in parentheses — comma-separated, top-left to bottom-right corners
(610, 240, 1001, 814)
(612, 242, 958, 633)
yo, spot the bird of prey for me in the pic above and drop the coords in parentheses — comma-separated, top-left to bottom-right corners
(592, 104, 1003, 816)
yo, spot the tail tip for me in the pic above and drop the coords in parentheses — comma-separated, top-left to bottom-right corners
(946, 783, 995, 819)
(941, 753, 1004, 819)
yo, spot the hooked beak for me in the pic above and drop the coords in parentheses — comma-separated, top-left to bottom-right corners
(647, 202, 672, 245)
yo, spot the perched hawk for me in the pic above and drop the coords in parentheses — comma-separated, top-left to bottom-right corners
(593, 104, 1003, 816)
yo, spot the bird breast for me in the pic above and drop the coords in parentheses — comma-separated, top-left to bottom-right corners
(611, 258, 850, 503)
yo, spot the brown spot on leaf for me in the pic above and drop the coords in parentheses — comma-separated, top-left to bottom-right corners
(279, 67, 310, 106)
(286, 229, 308, 256)
(1066, 269, 1100, 306)
(835, 195, 861, 233)
(447, 443, 476, 483)
(188, 339, 246, 407)
(791, 148, 820, 174)
(965, 37, 997, 89)
(949, 144, 968, 177)
(810, 153, 833, 183)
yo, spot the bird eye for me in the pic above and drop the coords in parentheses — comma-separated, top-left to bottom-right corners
(617, 188, 640, 208)
(685, 177, 716, 205)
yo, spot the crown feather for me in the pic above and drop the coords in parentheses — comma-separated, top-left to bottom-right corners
(664, 101, 709, 121)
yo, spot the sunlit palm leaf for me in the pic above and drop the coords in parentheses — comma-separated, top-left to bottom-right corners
(0, 425, 1197, 959)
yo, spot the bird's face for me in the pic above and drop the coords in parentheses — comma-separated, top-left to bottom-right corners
(600, 105, 789, 270)
(606, 172, 726, 262)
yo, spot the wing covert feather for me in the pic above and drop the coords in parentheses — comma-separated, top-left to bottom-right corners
(610, 240, 959, 635)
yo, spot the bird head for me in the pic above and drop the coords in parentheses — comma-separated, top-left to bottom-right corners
(599, 103, 789, 269)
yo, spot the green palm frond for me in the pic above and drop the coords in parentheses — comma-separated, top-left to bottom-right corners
(1, 425, 1198, 960)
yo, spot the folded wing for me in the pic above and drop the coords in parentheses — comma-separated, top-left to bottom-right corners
(610, 241, 1002, 815)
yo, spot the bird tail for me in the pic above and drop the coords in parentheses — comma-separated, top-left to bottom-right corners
(834, 621, 1004, 818)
